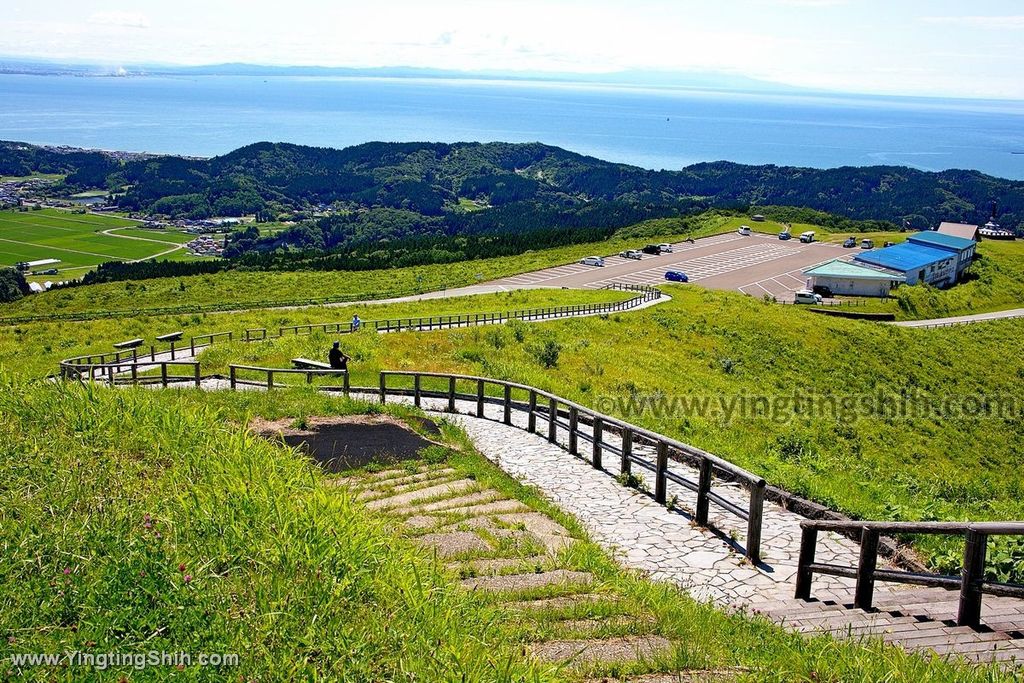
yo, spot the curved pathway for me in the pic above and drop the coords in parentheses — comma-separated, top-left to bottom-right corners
(143, 373, 1024, 666)
(894, 308, 1024, 328)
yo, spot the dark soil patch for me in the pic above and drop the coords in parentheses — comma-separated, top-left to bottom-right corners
(252, 415, 443, 473)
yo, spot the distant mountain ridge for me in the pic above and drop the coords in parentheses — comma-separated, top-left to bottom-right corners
(2, 139, 1021, 245)
(0, 56, 801, 93)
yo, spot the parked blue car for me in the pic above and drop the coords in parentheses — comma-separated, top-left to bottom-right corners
(664, 270, 689, 282)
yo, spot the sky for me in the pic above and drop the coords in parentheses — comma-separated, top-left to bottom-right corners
(3, 0, 1024, 99)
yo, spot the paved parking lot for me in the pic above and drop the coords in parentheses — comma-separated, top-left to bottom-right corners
(492, 232, 849, 299)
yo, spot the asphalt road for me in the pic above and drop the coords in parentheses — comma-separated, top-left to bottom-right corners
(491, 231, 850, 299)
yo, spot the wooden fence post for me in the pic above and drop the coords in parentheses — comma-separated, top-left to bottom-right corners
(855, 528, 880, 610)
(795, 526, 818, 600)
(695, 459, 713, 525)
(343, 371, 350, 395)
(476, 379, 485, 417)
(548, 398, 557, 443)
(194, 363, 201, 388)
(655, 441, 668, 504)
(379, 373, 387, 403)
(528, 390, 537, 433)
(746, 480, 765, 563)
(503, 385, 512, 425)
(568, 407, 578, 454)
(266, 370, 274, 390)
(448, 377, 456, 412)
(230, 366, 237, 390)
(161, 363, 168, 388)
(592, 417, 603, 469)
(620, 428, 632, 474)
(958, 529, 988, 627)
(414, 374, 422, 407)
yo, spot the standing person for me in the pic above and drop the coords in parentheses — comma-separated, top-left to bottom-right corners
(351, 314, 361, 332)
(328, 341, 350, 370)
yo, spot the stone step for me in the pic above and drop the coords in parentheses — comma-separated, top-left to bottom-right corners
(528, 635, 672, 665)
(364, 479, 479, 511)
(447, 555, 552, 576)
(355, 467, 458, 495)
(580, 671, 741, 682)
(358, 471, 463, 501)
(433, 498, 531, 518)
(503, 593, 618, 613)
(396, 490, 504, 515)
(412, 531, 492, 559)
(539, 613, 657, 637)
(461, 569, 594, 593)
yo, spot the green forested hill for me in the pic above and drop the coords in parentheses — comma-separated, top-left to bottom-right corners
(5, 140, 1022, 232)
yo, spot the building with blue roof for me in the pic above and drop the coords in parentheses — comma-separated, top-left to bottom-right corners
(907, 231, 976, 277)
(853, 242, 959, 286)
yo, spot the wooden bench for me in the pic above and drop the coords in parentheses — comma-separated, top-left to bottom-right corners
(156, 332, 183, 343)
(113, 338, 145, 350)
(292, 358, 336, 371)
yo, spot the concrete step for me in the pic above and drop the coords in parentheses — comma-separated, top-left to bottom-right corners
(396, 490, 504, 515)
(412, 531, 492, 559)
(461, 569, 594, 593)
(364, 479, 479, 510)
(356, 466, 460, 493)
(503, 593, 618, 613)
(528, 635, 672, 665)
(447, 555, 552, 576)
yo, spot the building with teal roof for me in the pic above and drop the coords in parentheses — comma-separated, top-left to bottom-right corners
(803, 259, 906, 297)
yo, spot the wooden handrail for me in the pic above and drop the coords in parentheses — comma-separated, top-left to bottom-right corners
(228, 364, 350, 392)
(378, 369, 765, 561)
(795, 520, 1024, 627)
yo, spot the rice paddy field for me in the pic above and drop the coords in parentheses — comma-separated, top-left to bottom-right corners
(0, 209, 193, 281)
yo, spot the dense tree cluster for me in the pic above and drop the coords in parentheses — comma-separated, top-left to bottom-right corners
(0, 268, 30, 303)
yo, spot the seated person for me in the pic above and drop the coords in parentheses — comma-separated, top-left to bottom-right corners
(328, 341, 351, 370)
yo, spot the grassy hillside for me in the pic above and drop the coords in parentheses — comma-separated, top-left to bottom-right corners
(190, 287, 1024, 573)
(0, 217, 698, 320)
(0, 382, 556, 682)
(0, 288, 635, 378)
(0, 381, 1006, 681)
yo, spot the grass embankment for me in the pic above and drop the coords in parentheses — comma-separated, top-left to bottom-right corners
(0, 381, 1006, 681)
(0, 382, 556, 682)
(196, 287, 1024, 573)
(0, 217, 714, 320)
(0, 288, 636, 378)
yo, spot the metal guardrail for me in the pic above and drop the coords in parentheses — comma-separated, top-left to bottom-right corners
(378, 370, 766, 562)
(228, 365, 350, 392)
(796, 520, 1024, 627)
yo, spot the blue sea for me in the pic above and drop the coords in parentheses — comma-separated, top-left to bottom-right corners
(2, 74, 1023, 179)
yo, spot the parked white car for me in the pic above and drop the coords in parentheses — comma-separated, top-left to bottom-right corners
(794, 289, 823, 305)
(619, 250, 642, 260)
(799, 231, 816, 243)
(658, 243, 673, 253)
(738, 225, 752, 236)
(580, 256, 605, 267)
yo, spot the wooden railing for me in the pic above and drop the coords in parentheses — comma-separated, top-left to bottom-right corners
(59, 359, 201, 387)
(272, 289, 661, 338)
(795, 520, 1024, 627)
(228, 365, 350, 392)
(378, 370, 766, 562)
(58, 290, 662, 375)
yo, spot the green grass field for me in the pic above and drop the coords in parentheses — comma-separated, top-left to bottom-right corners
(0, 381, 1006, 681)
(158, 286, 1024, 577)
(0, 209, 190, 279)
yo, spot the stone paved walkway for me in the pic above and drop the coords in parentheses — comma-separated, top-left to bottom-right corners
(361, 391, 1024, 665)
(106, 371, 1024, 664)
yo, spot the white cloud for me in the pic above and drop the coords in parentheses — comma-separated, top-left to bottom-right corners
(921, 15, 1024, 29)
(87, 11, 150, 29)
